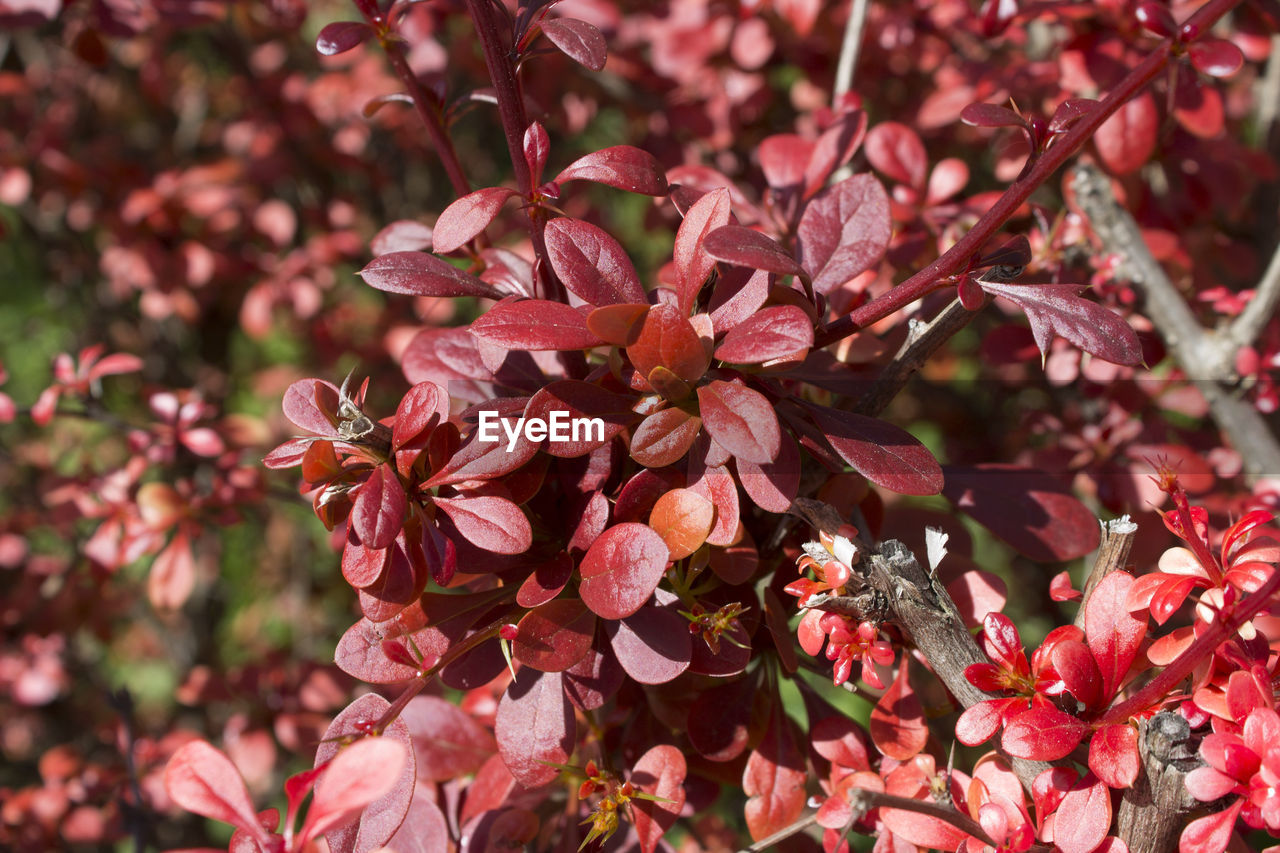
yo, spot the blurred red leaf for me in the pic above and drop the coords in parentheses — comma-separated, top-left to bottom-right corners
(1093, 91, 1157, 176)
(743, 705, 806, 841)
(316, 21, 373, 56)
(541, 17, 606, 71)
(869, 658, 928, 760)
(865, 121, 927, 188)
(165, 741, 269, 843)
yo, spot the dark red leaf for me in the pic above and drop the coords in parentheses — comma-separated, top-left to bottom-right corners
(743, 705, 807, 841)
(630, 407, 702, 468)
(803, 110, 868, 198)
(524, 122, 550, 186)
(865, 122, 927, 188)
(630, 745, 687, 853)
(697, 380, 780, 464)
(554, 146, 668, 196)
(736, 431, 800, 513)
(579, 523, 669, 619)
(469, 298, 603, 351)
(977, 279, 1141, 364)
(869, 658, 928, 760)
(567, 491, 610, 552)
(1052, 775, 1111, 853)
(943, 464, 1101, 561)
(1189, 38, 1245, 77)
(1002, 706, 1089, 761)
(1088, 723, 1140, 789)
(715, 305, 813, 364)
(688, 676, 756, 761)
(1084, 571, 1147, 700)
(316, 21, 372, 56)
(342, 537, 390, 589)
(431, 187, 518, 254)
(806, 403, 942, 495)
(523, 380, 634, 458)
(352, 466, 407, 550)
(517, 553, 575, 607)
(710, 267, 770, 334)
(1134, 2, 1177, 38)
(1049, 99, 1098, 134)
(425, 417, 539, 487)
(960, 102, 1025, 128)
(432, 495, 530, 555)
(540, 17, 607, 72)
(359, 252, 501, 299)
(513, 598, 595, 672)
(605, 600, 691, 684)
(544, 217, 646, 305)
(371, 220, 433, 256)
(495, 671, 575, 788)
(703, 225, 804, 277)
(563, 641, 625, 711)
(392, 381, 449, 451)
(165, 741, 268, 842)
(1093, 91, 1158, 176)
(673, 187, 732, 313)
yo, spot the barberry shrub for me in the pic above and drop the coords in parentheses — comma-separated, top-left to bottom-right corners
(3, 1, 1280, 852)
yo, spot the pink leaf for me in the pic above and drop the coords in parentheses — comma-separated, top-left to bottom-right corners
(148, 531, 196, 611)
(865, 122, 927, 188)
(432, 496, 530, 555)
(495, 670, 575, 788)
(1179, 799, 1242, 853)
(469, 298, 604, 351)
(579, 523, 670, 619)
(352, 466, 407, 550)
(1089, 724, 1140, 789)
(703, 225, 804, 277)
(300, 739, 409, 847)
(540, 17, 606, 72)
(673, 187, 732, 313)
(1093, 91, 1157, 176)
(1053, 775, 1112, 853)
(544, 217, 646, 305)
(630, 745, 687, 853)
(795, 173, 891, 294)
(869, 658, 928, 760)
(1002, 706, 1089, 761)
(358, 252, 500, 299)
(431, 187, 518, 254)
(371, 220, 433, 255)
(697, 380, 781, 464)
(715, 305, 814, 364)
(554, 146, 667, 196)
(165, 741, 268, 843)
(1084, 572, 1147, 701)
(805, 403, 943, 495)
(316, 21, 372, 56)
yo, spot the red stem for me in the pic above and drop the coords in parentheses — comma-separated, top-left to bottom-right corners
(1098, 566, 1280, 726)
(812, 0, 1243, 349)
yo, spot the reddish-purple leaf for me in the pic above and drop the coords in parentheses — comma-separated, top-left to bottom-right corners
(688, 676, 756, 760)
(495, 670, 575, 788)
(517, 552, 575, 607)
(1188, 38, 1245, 77)
(1052, 775, 1111, 853)
(352, 466, 407, 550)
(1002, 706, 1090, 761)
(524, 122, 550, 186)
(579, 523, 669, 619)
(383, 784, 449, 853)
(715, 305, 813, 364)
(1084, 571, 1147, 700)
(563, 641, 626, 711)
(1134, 2, 1177, 37)
(359, 251, 501, 299)
(1093, 91, 1157, 176)
(673, 187, 732, 313)
(961, 102, 1025, 128)
(544, 217, 646, 305)
(165, 741, 269, 843)
(703, 225, 803, 277)
(630, 745, 688, 853)
(805, 403, 942, 495)
(630, 407, 702, 468)
(795, 173, 891, 294)
(311, 694, 415, 853)
(540, 17, 607, 72)
(335, 615, 443, 684)
(977, 279, 1141, 364)
(399, 695, 495, 782)
(424, 419, 539, 488)
(316, 21, 373, 56)
(283, 378, 340, 436)
(688, 460, 740, 547)
(709, 267, 770, 333)
(759, 134, 815, 191)
(804, 110, 868, 197)
(1049, 99, 1098, 134)
(743, 705, 807, 841)
(554, 146, 668, 196)
(523, 380, 634, 458)
(263, 437, 312, 469)
(869, 659, 928, 760)
(865, 121, 927, 188)
(470, 298, 603, 351)
(1089, 723, 1140, 789)
(605, 602, 691, 684)
(568, 491, 610, 553)
(432, 496, 530, 555)
(943, 464, 1101, 561)
(342, 537, 390, 589)
(431, 187, 518, 254)
(697, 380, 780, 464)
(392, 381, 449, 451)
(736, 431, 801, 513)
(513, 598, 596, 672)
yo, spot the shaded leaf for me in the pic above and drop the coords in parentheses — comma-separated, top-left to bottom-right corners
(806, 403, 942, 495)
(977, 279, 1141, 364)
(703, 225, 804, 277)
(630, 745, 687, 853)
(495, 670, 575, 788)
(513, 598, 595, 672)
(605, 602, 691, 684)
(743, 704, 806, 841)
(1093, 91, 1158, 176)
(795, 173, 891, 294)
(541, 17, 606, 71)
(579, 523, 670, 619)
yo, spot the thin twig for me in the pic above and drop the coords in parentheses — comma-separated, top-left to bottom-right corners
(1074, 515, 1138, 630)
(737, 812, 819, 852)
(1225, 238, 1280, 352)
(855, 297, 977, 417)
(834, 0, 870, 101)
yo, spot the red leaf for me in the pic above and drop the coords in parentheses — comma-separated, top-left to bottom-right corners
(803, 109, 867, 198)
(795, 173, 891, 294)
(384, 783, 449, 853)
(425, 418, 539, 487)
(606, 600, 692, 684)
(710, 268, 770, 333)
(1002, 706, 1089, 761)
(524, 122, 549, 186)
(688, 675, 756, 760)
(554, 145, 668, 196)
(628, 304, 711, 383)
(517, 552, 575, 607)
(316, 21, 372, 56)
(943, 464, 1101, 561)
(431, 187, 518, 254)
(715, 305, 814, 364)
(578, 523, 670, 619)
(392, 381, 448, 452)
(961, 103, 1025, 128)
(283, 379, 340, 436)
(630, 745, 687, 853)
(648, 488, 714, 560)
(805, 403, 943, 495)
(743, 705, 807, 841)
(495, 670, 575, 788)
(432, 496, 530, 555)
(869, 658, 928, 760)
(865, 121, 927, 188)
(587, 303, 649, 346)
(335, 615, 442, 684)
(673, 187, 732, 313)
(544, 217, 646, 305)
(1093, 91, 1158, 176)
(630, 407, 702, 468)
(165, 741, 268, 843)
(697, 380, 781, 464)
(148, 532, 195, 611)
(1089, 724, 1140, 789)
(540, 17, 606, 72)
(1053, 775, 1112, 853)
(736, 431, 801, 513)
(359, 252, 500, 299)
(977, 279, 1141, 364)
(469, 298, 603, 351)
(1084, 571, 1147, 701)
(352, 466, 407, 550)
(955, 699, 1016, 747)
(371, 220, 433, 255)
(811, 715, 872, 772)
(1188, 38, 1244, 78)
(1051, 638, 1104, 710)
(523, 380, 634, 458)
(687, 460, 741, 547)
(311, 694, 415, 853)
(759, 134, 814, 191)
(513, 598, 596, 672)
(703, 225, 804, 277)
(341, 537, 390, 589)
(1180, 799, 1242, 853)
